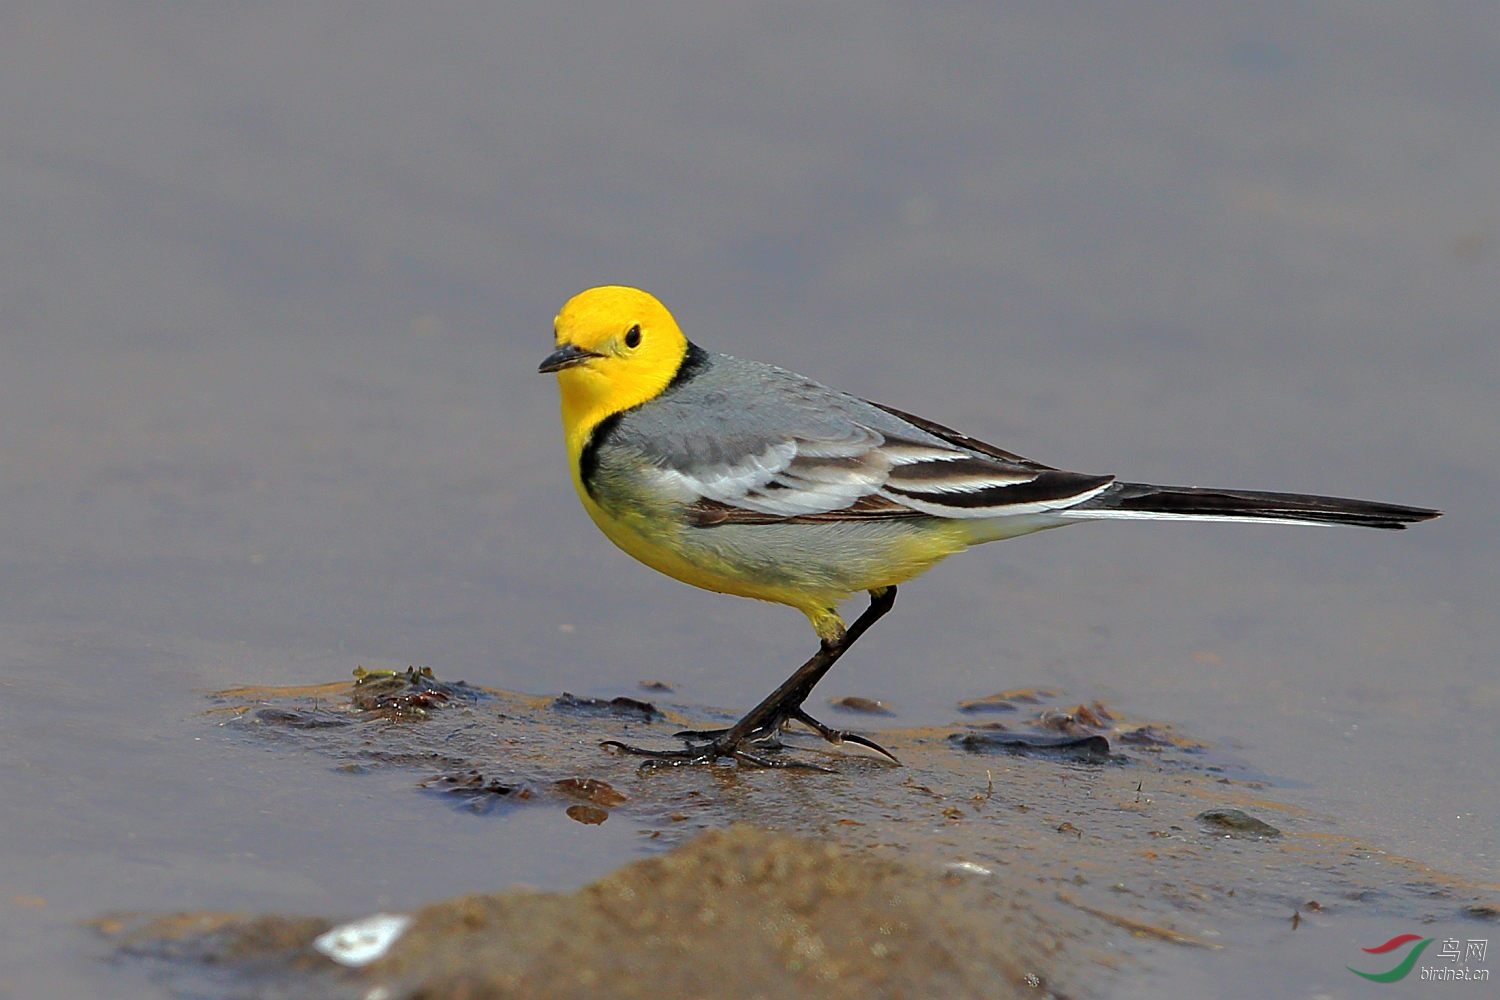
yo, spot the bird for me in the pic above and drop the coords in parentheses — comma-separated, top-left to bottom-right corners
(538, 285, 1441, 768)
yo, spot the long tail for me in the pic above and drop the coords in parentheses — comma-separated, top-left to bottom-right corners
(1063, 482, 1441, 530)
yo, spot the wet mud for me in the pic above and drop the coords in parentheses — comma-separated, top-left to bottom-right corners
(96, 668, 1499, 998)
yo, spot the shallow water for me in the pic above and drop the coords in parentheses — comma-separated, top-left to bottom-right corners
(83, 675, 1500, 996)
(2, 6, 1496, 997)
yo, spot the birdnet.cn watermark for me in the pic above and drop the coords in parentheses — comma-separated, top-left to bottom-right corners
(1347, 934, 1489, 984)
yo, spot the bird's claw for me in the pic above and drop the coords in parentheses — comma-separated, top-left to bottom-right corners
(788, 708, 900, 764)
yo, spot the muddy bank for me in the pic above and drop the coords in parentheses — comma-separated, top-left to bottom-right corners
(100, 824, 1076, 999)
(94, 669, 1498, 997)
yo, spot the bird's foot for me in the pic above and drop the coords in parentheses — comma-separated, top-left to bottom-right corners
(601, 706, 898, 769)
(600, 736, 831, 770)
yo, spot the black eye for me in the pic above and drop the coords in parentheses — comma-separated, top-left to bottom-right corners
(624, 324, 641, 349)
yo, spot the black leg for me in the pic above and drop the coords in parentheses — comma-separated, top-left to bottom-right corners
(602, 587, 900, 768)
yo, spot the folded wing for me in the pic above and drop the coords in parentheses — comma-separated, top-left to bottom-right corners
(647, 414, 1113, 527)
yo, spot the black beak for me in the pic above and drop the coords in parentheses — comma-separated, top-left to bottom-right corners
(538, 343, 602, 373)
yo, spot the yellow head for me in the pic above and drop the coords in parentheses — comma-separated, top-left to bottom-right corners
(539, 286, 690, 436)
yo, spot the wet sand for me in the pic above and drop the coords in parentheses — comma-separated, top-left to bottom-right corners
(102, 825, 1071, 1000)
(91, 671, 1498, 998)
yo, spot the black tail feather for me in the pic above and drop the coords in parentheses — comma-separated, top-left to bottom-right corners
(1083, 483, 1442, 530)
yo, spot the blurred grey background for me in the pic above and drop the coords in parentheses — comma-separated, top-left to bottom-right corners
(0, 5, 1494, 995)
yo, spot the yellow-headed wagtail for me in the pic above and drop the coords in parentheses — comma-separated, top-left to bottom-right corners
(539, 286, 1440, 767)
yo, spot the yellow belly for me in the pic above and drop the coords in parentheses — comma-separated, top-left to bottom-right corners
(578, 485, 970, 617)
